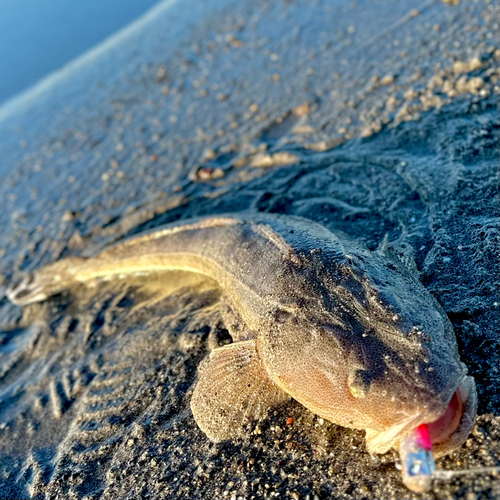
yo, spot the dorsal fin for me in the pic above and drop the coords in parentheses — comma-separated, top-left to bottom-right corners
(376, 234, 419, 275)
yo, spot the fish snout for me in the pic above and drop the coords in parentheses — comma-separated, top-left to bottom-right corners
(365, 375, 477, 456)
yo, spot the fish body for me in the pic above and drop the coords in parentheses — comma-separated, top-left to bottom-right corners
(6, 213, 477, 485)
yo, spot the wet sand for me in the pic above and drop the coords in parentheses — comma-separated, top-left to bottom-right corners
(0, 0, 498, 498)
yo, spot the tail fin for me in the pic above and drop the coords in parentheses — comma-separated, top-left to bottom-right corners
(6, 257, 87, 306)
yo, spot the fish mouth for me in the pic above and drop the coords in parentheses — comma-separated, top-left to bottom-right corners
(365, 375, 477, 455)
(428, 375, 477, 457)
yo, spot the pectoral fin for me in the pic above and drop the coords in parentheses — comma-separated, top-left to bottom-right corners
(191, 339, 289, 441)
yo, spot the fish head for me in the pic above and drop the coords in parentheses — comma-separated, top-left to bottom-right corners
(260, 248, 477, 456)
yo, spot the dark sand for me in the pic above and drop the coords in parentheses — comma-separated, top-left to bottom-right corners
(0, 0, 498, 498)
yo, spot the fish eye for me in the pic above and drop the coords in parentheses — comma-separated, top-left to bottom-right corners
(348, 369, 372, 398)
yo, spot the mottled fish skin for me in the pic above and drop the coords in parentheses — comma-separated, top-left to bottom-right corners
(6, 213, 476, 457)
